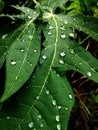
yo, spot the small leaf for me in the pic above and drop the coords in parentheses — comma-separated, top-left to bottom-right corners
(0, 20, 40, 102)
(11, 5, 39, 20)
(66, 13, 98, 41)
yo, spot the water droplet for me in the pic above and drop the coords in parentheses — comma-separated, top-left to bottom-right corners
(70, 49, 75, 54)
(48, 31, 52, 35)
(28, 122, 34, 128)
(79, 62, 82, 65)
(34, 50, 37, 53)
(59, 59, 64, 64)
(27, 9, 30, 12)
(73, 18, 76, 20)
(58, 106, 62, 109)
(46, 90, 50, 95)
(40, 124, 44, 128)
(20, 48, 25, 52)
(37, 115, 42, 120)
(49, 25, 54, 29)
(87, 72, 92, 77)
(60, 34, 66, 39)
(65, 107, 68, 110)
(28, 16, 32, 19)
(22, 39, 24, 42)
(64, 21, 68, 24)
(2, 34, 8, 39)
(57, 124, 61, 130)
(69, 94, 73, 99)
(42, 55, 47, 60)
(52, 100, 56, 106)
(11, 60, 16, 65)
(69, 33, 74, 37)
(28, 35, 32, 40)
(7, 116, 10, 119)
(56, 115, 60, 122)
(60, 52, 66, 57)
(36, 96, 39, 100)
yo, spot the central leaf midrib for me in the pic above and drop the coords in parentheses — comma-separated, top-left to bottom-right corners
(3, 20, 34, 100)
(16, 15, 59, 129)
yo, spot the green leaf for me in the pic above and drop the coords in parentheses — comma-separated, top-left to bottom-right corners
(42, 12, 98, 83)
(0, 70, 74, 130)
(40, 0, 67, 10)
(0, 20, 40, 103)
(11, 5, 39, 20)
(66, 13, 98, 41)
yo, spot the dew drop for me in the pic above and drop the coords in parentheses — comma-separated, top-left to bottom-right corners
(48, 31, 52, 35)
(22, 39, 24, 42)
(64, 21, 68, 24)
(28, 122, 34, 128)
(69, 32, 74, 37)
(27, 9, 30, 12)
(59, 59, 64, 64)
(57, 124, 61, 130)
(65, 107, 68, 110)
(34, 50, 37, 53)
(11, 60, 16, 65)
(7, 116, 10, 119)
(37, 115, 42, 120)
(79, 62, 82, 65)
(87, 72, 92, 77)
(40, 124, 44, 128)
(20, 48, 25, 52)
(52, 99, 56, 106)
(2, 34, 8, 39)
(60, 34, 66, 39)
(42, 55, 47, 60)
(28, 16, 32, 19)
(36, 96, 39, 100)
(70, 49, 75, 54)
(58, 106, 62, 109)
(28, 35, 32, 41)
(46, 90, 50, 95)
(69, 94, 73, 99)
(56, 115, 60, 122)
(49, 25, 54, 29)
(60, 52, 66, 57)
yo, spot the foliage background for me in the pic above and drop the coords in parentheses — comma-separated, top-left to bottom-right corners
(0, 0, 98, 130)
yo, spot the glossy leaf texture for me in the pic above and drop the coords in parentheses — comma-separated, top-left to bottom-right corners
(11, 5, 39, 21)
(0, 70, 74, 130)
(40, 0, 67, 10)
(66, 13, 98, 41)
(0, 20, 40, 103)
(42, 12, 98, 83)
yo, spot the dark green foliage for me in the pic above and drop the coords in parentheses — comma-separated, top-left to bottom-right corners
(0, 0, 98, 130)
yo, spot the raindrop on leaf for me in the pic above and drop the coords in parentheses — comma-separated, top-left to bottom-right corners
(56, 115, 60, 122)
(87, 72, 92, 77)
(28, 122, 34, 128)
(60, 34, 66, 39)
(11, 60, 16, 65)
(59, 59, 64, 64)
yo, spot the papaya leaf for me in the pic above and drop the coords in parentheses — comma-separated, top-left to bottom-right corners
(0, 70, 74, 130)
(40, 0, 67, 10)
(11, 5, 39, 20)
(0, 20, 40, 103)
(66, 13, 98, 41)
(42, 12, 98, 83)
